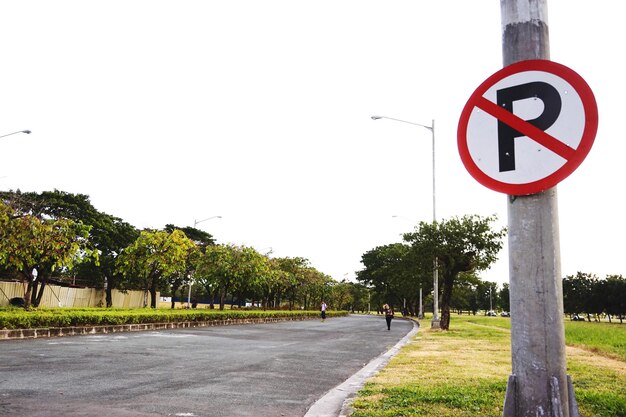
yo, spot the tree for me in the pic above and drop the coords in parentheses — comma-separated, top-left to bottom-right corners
(347, 282, 370, 313)
(163, 224, 216, 309)
(604, 275, 625, 323)
(195, 244, 271, 310)
(274, 257, 310, 310)
(229, 247, 272, 308)
(116, 229, 196, 308)
(499, 283, 510, 313)
(0, 201, 97, 309)
(297, 267, 333, 310)
(356, 243, 421, 311)
(330, 280, 353, 311)
(403, 215, 506, 330)
(164, 224, 215, 247)
(449, 272, 481, 314)
(475, 280, 498, 313)
(562, 272, 594, 317)
(0, 189, 139, 307)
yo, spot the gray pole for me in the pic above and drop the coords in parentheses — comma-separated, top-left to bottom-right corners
(501, 1, 578, 417)
(430, 120, 440, 329)
(418, 285, 423, 319)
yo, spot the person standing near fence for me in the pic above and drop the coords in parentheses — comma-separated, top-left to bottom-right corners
(383, 303, 394, 330)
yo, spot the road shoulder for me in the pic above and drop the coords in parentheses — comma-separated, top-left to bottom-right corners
(304, 317, 420, 417)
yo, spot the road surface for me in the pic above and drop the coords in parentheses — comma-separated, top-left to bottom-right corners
(0, 314, 415, 417)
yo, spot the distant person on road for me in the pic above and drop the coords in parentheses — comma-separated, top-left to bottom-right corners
(320, 301, 327, 321)
(383, 303, 394, 330)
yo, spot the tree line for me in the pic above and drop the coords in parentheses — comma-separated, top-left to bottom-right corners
(0, 190, 363, 311)
(6, 190, 617, 322)
(355, 211, 626, 326)
(563, 272, 626, 323)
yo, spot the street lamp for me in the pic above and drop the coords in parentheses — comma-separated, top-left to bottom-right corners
(194, 215, 222, 228)
(188, 215, 222, 307)
(0, 130, 31, 140)
(372, 115, 440, 329)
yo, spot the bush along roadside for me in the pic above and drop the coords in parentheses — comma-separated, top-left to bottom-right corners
(0, 308, 347, 339)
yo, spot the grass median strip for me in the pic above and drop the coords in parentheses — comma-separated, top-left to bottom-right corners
(349, 316, 626, 417)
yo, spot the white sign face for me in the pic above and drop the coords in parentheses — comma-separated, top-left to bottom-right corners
(457, 60, 598, 195)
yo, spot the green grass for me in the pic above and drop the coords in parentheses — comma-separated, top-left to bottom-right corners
(350, 315, 626, 417)
(565, 320, 626, 361)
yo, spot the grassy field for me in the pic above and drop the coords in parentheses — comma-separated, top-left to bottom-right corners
(349, 315, 626, 417)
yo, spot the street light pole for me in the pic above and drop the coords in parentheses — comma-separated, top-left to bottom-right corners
(186, 273, 193, 309)
(194, 215, 222, 228)
(0, 130, 31, 140)
(187, 215, 222, 307)
(372, 115, 439, 328)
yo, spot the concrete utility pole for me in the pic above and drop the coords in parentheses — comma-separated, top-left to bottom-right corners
(501, 1, 579, 416)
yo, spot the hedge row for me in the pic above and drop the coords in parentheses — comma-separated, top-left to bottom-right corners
(0, 308, 345, 330)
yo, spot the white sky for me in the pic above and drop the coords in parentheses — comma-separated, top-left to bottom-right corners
(1, 1, 622, 286)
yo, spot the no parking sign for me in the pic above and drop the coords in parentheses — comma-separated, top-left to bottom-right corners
(457, 60, 598, 195)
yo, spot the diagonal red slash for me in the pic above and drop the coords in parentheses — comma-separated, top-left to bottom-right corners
(476, 96, 576, 160)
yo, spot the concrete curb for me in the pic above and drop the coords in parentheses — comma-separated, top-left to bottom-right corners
(304, 318, 420, 417)
(0, 315, 322, 341)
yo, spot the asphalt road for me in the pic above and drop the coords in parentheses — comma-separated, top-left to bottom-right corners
(0, 314, 414, 417)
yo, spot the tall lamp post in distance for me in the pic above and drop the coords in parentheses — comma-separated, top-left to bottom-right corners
(372, 115, 439, 329)
(0, 130, 31, 140)
(188, 215, 222, 307)
(194, 215, 222, 228)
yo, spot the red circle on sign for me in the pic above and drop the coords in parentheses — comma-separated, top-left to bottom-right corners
(457, 60, 598, 195)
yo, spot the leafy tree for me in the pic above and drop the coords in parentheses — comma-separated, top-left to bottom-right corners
(356, 243, 419, 310)
(163, 224, 216, 309)
(329, 280, 353, 311)
(562, 272, 594, 317)
(584, 273, 605, 321)
(403, 215, 506, 330)
(347, 282, 370, 313)
(230, 247, 272, 308)
(450, 282, 473, 314)
(498, 283, 510, 313)
(449, 272, 481, 314)
(0, 201, 97, 309)
(116, 229, 196, 308)
(164, 224, 215, 247)
(604, 275, 625, 323)
(195, 244, 271, 310)
(474, 280, 498, 313)
(0, 189, 139, 307)
(254, 257, 285, 309)
(274, 257, 310, 310)
(292, 266, 331, 310)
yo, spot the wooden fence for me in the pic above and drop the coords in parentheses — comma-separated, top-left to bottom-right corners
(0, 281, 156, 308)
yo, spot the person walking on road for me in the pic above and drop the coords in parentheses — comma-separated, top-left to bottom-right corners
(383, 303, 394, 330)
(320, 301, 327, 321)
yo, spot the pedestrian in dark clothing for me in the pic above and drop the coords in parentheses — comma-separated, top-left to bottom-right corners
(320, 301, 327, 321)
(383, 304, 394, 330)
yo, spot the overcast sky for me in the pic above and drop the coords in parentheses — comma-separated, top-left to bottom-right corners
(1, 1, 622, 286)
